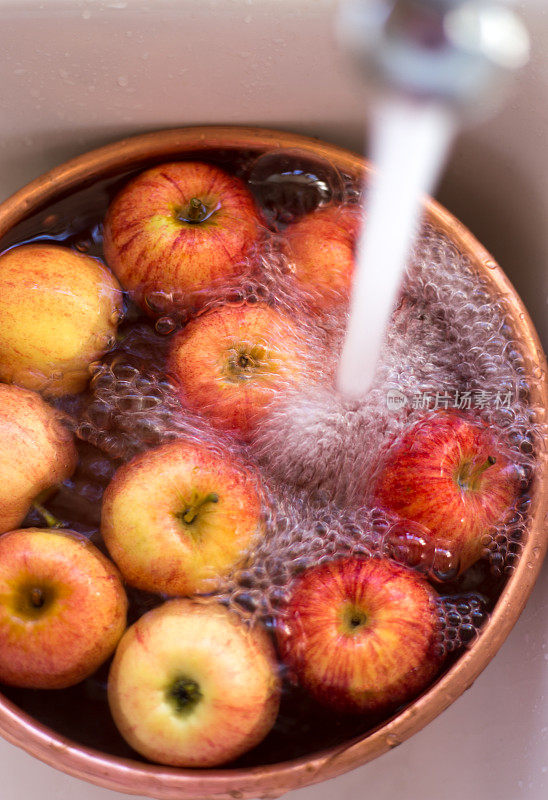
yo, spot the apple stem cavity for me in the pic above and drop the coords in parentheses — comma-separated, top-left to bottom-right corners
(176, 492, 219, 527)
(457, 456, 497, 491)
(167, 676, 203, 715)
(226, 345, 267, 381)
(340, 604, 368, 635)
(13, 582, 54, 619)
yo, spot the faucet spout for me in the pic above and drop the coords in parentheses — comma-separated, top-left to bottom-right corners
(337, 0, 530, 121)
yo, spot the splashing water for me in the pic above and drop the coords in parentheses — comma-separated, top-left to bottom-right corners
(337, 99, 456, 398)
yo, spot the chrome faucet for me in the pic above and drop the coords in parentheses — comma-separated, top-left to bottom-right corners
(337, 0, 530, 121)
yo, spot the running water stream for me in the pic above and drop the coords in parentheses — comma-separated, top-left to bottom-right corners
(336, 98, 456, 398)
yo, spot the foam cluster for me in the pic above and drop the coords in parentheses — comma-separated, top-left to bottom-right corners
(49, 150, 543, 652)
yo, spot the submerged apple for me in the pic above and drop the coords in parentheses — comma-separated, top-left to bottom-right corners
(0, 243, 122, 396)
(284, 204, 360, 310)
(277, 557, 442, 713)
(0, 384, 77, 534)
(103, 161, 263, 311)
(108, 599, 281, 767)
(374, 411, 521, 575)
(168, 302, 316, 438)
(101, 439, 263, 596)
(0, 528, 127, 689)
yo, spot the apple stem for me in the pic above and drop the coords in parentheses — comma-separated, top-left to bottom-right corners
(178, 492, 219, 526)
(228, 346, 265, 378)
(468, 456, 497, 483)
(457, 455, 497, 491)
(30, 588, 45, 609)
(186, 197, 209, 223)
(32, 503, 64, 529)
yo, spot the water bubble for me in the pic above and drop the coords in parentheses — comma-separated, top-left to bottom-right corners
(75, 238, 91, 253)
(431, 546, 461, 583)
(155, 316, 177, 335)
(247, 148, 345, 226)
(385, 520, 434, 572)
(436, 594, 488, 654)
(145, 290, 173, 315)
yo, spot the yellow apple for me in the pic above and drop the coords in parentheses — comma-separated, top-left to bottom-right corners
(101, 439, 263, 596)
(0, 528, 128, 689)
(0, 384, 77, 534)
(108, 599, 280, 766)
(0, 243, 123, 395)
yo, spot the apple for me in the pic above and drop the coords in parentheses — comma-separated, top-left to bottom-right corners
(277, 556, 442, 713)
(108, 598, 280, 767)
(373, 411, 521, 576)
(101, 439, 263, 596)
(0, 383, 77, 534)
(284, 204, 360, 310)
(0, 243, 123, 396)
(168, 302, 316, 438)
(0, 528, 127, 689)
(103, 161, 263, 311)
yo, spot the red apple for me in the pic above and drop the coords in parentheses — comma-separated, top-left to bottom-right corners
(0, 528, 127, 689)
(277, 557, 441, 713)
(168, 302, 317, 438)
(103, 161, 263, 311)
(284, 204, 360, 310)
(0, 384, 77, 534)
(108, 599, 281, 767)
(101, 439, 263, 596)
(0, 243, 122, 396)
(373, 411, 521, 575)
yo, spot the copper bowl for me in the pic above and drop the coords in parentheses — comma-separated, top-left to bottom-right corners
(0, 126, 546, 799)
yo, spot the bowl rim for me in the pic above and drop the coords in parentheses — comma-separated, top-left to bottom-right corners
(0, 125, 546, 800)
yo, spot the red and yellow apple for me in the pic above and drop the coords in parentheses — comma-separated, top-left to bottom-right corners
(373, 411, 521, 575)
(0, 383, 77, 534)
(0, 528, 127, 689)
(108, 599, 280, 767)
(101, 439, 263, 596)
(168, 302, 316, 438)
(284, 204, 360, 309)
(0, 243, 122, 395)
(277, 557, 442, 713)
(103, 161, 263, 310)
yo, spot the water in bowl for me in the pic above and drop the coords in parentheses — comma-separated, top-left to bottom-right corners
(0, 143, 541, 766)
